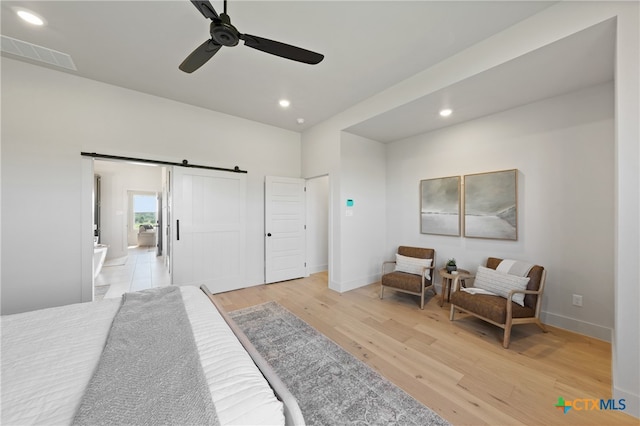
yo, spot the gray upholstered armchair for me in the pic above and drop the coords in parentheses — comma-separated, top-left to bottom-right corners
(449, 257, 547, 348)
(380, 246, 436, 309)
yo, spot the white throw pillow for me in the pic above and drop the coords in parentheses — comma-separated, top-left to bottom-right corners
(473, 266, 530, 307)
(395, 254, 432, 280)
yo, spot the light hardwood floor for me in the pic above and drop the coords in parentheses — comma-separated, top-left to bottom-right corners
(213, 272, 636, 426)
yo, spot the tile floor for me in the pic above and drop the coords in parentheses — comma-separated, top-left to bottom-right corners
(94, 246, 170, 300)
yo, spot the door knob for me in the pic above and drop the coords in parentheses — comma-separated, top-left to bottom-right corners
(267, 233, 272, 237)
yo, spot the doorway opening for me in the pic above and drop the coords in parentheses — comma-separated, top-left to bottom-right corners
(305, 175, 329, 277)
(91, 160, 170, 300)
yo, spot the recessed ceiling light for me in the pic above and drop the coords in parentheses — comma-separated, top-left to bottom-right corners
(439, 108, 453, 117)
(279, 99, 290, 108)
(16, 9, 45, 26)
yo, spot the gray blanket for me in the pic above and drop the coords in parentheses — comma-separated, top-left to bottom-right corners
(73, 286, 219, 426)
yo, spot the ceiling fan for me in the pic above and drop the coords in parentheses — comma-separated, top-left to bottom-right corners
(179, 0, 324, 73)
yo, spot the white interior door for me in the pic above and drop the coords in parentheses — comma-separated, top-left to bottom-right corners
(171, 167, 246, 293)
(265, 176, 306, 283)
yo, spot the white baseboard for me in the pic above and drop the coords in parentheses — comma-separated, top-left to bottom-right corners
(614, 387, 640, 419)
(308, 264, 328, 275)
(336, 277, 446, 296)
(336, 274, 380, 293)
(541, 311, 612, 342)
(329, 279, 341, 293)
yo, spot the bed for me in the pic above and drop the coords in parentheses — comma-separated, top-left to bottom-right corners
(1, 285, 303, 425)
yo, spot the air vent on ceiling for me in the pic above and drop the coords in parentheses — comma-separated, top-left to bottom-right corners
(1, 35, 76, 71)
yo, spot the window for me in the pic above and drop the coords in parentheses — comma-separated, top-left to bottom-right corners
(133, 194, 156, 229)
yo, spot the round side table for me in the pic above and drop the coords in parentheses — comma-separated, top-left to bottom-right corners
(438, 268, 473, 307)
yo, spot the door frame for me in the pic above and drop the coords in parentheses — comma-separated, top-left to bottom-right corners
(264, 176, 307, 284)
(81, 157, 95, 302)
(81, 159, 168, 301)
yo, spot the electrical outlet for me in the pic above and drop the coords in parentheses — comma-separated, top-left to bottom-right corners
(572, 294, 583, 307)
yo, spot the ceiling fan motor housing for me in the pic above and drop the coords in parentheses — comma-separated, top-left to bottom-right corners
(210, 17, 239, 47)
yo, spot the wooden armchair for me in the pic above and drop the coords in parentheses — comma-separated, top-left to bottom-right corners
(449, 257, 547, 348)
(380, 246, 436, 309)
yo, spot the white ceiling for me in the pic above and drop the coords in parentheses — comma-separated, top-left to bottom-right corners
(0, 1, 612, 141)
(346, 18, 615, 142)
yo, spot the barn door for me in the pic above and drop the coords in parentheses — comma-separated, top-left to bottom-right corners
(172, 167, 246, 292)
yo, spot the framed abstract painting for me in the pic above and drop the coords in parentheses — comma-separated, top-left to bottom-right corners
(420, 176, 461, 236)
(463, 169, 518, 240)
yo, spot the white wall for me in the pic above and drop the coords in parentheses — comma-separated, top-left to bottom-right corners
(1, 57, 301, 315)
(94, 161, 163, 259)
(339, 132, 387, 292)
(387, 82, 614, 339)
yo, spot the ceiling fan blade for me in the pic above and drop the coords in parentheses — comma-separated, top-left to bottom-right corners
(179, 39, 222, 73)
(240, 34, 324, 65)
(190, 0, 219, 20)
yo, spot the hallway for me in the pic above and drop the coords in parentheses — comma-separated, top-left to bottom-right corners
(94, 246, 170, 300)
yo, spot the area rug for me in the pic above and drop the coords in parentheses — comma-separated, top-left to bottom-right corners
(229, 302, 450, 426)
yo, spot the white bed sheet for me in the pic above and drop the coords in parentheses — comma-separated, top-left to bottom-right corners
(1, 286, 284, 425)
(181, 286, 284, 425)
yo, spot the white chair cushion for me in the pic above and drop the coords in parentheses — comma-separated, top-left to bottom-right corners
(473, 266, 530, 307)
(395, 254, 432, 280)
